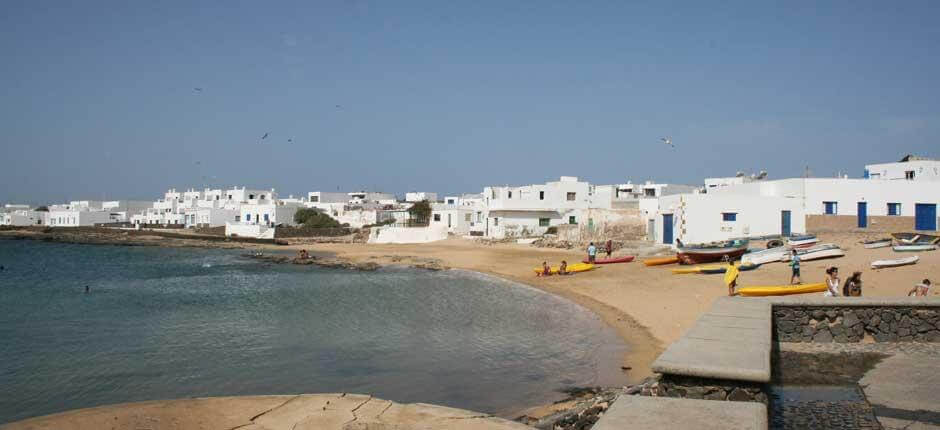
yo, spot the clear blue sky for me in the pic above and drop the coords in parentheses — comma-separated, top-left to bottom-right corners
(2, 1, 938, 204)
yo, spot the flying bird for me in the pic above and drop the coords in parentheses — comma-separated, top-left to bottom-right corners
(661, 137, 673, 147)
(193, 87, 203, 92)
(261, 132, 269, 140)
(287, 138, 293, 143)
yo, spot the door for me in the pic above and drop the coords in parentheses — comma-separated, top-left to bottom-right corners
(662, 214, 673, 244)
(915, 204, 937, 231)
(857, 202, 867, 228)
(648, 219, 656, 241)
(447, 213, 452, 228)
(781, 210, 791, 236)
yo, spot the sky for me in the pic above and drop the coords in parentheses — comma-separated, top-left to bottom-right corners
(1, 1, 938, 205)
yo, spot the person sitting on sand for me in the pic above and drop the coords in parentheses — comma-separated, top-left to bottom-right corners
(587, 242, 597, 264)
(559, 260, 569, 275)
(908, 279, 932, 297)
(789, 251, 801, 285)
(538, 261, 551, 277)
(824, 267, 840, 297)
(723, 256, 739, 296)
(843, 271, 862, 297)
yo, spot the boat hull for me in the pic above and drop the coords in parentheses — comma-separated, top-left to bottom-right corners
(863, 240, 892, 249)
(893, 245, 937, 252)
(780, 244, 844, 262)
(643, 256, 679, 266)
(677, 247, 748, 265)
(582, 255, 636, 264)
(742, 248, 789, 265)
(738, 283, 827, 297)
(533, 263, 595, 275)
(871, 256, 919, 269)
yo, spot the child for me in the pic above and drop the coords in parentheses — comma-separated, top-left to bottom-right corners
(789, 251, 801, 285)
(723, 256, 739, 296)
(538, 261, 551, 277)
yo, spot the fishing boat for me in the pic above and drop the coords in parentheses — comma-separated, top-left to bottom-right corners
(582, 255, 635, 264)
(532, 262, 595, 275)
(786, 234, 818, 249)
(892, 244, 938, 252)
(871, 255, 919, 269)
(779, 244, 844, 262)
(738, 283, 827, 297)
(643, 256, 679, 266)
(676, 239, 749, 265)
(891, 232, 940, 244)
(862, 238, 893, 249)
(741, 247, 790, 265)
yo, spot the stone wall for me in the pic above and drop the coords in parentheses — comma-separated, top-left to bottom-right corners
(806, 214, 919, 234)
(638, 374, 768, 404)
(773, 306, 940, 343)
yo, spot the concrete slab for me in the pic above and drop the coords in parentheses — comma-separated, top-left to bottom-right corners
(593, 395, 767, 430)
(861, 353, 940, 430)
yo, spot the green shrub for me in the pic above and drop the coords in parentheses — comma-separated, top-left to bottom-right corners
(293, 208, 342, 228)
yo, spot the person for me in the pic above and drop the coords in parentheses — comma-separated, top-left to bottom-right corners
(824, 267, 840, 297)
(84, 285, 90, 294)
(843, 271, 862, 297)
(587, 242, 597, 264)
(789, 251, 801, 285)
(559, 260, 569, 275)
(538, 261, 552, 277)
(908, 279, 932, 297)
(605, 240, 613, 258)
(298, 249, 309, 260)
(723, 256, 739, 296)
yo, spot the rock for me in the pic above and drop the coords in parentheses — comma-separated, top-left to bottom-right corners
(812, 310, 826, 321)
(878, 321, 891, 333)
(826, 310, 838, 321)
(684, 386, 705, 399)
(830, 324, 845, 336)
(803, 326, 817, 337)
(704, 389, 726, 401)
(624, 385, 642, 395)
(917, 324, 931, 333)
(899, 315, 912, 328)
(834, 333, 849, 343)
(728, 388, 753, 402)
(843, 311, 861, 328)
(869, 315, 881, 328)
(813, 329, 833, 343)
(899, 335, 913, 342)
(927, 331, 940, 342)
(898, 327, 911, 337)
(882, 311, 894, 323)
(777, 320, 796, 333)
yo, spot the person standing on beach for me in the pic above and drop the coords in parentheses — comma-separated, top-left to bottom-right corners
(824, 267, 840, 297)
(789, 251, 801, 285)
(587, 242, 597, 264)
(723, 256, 739, 296)
(605, 240, 613, 258)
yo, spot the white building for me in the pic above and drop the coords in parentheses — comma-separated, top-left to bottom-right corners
(0, 208, 44, 226)
(405, 192, 438, 203)
(348, 192, 397, 205)
(865, 155, 940, 181)
(238, 202, 302, 227)
(430, 203, 474, 235)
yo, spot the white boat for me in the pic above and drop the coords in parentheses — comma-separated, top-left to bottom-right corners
(871, 255, 919, 269)
(862, 239, 892, 249)
(742, 247, 790, 265)
(893, 244, 938, 252)
(780, 243, 844, 262)
(786, 234, 818, 249)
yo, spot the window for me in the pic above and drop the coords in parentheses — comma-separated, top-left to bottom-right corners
(263, 214, 269, 222)
(215, 195, 219, 200)
(905, 171, 915, 180)
(887, 203, 901, 216)
(539, 218, 550, 227)
(644, 188, 656, 197)
(260, 195, 266, 200)
(539, 191, 545, 200)
(448, 199, 456, 204)
(494, 217, 499, 226)
(569, 216, 576, 224)
(228, 195, 232, 200)
(824, 201, 838, 215)
(433, 214, 441, 222)
(465, 213, 471, 222)
(249, 194, 255, 200)
(566, 192, 576, 201)
(311, 196, 319, 202)
(722, 212, 737, 222)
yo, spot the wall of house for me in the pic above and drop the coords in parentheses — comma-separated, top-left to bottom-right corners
(655, 194, 806, 245)
(195, 208, 239, 227)
(486, 210, 569, 238)
(0, 210, 43, 226)
(865, 160, 940, 181)
(368, 224, 448, 244)
(430, 207, 473, 235)
(225, 222, 275, 239)
(806, 215, 930, 234)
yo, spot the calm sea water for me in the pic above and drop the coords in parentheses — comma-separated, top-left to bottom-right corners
(0, 240, 628, 424)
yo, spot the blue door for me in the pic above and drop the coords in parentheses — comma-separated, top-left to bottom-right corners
(662, 214, 673, 244)
(857, 202, 867, 228)
(915, 204, 937, 231)
(781, 211, 791, 236)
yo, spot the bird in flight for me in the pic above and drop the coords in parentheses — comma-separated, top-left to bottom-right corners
(193, 87, 203, 92)
(661, 137, 673, 147)
(261, 132, 269, 140)
(287, 138, 293, 143)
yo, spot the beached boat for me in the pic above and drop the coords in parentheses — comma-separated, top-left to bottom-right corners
(582, 255, 635, 264)
(871, 255, 919, 269)
(673, 263, 760, 274)
(738, 283, 827, 297)
(862, 238, 893, 249)
(532, 262, 595, 275)
(892, 244, 938, 252)
(676, 239, 749, 265)
(779, 244, 844, 262)
(643, 256, 679, 266)
(786, 234, 818, 249)
(741, 247, 790, 265)
(891, 232, 940, 244)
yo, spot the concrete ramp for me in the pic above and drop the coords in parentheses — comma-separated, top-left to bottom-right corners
(593, 395, 766, 430)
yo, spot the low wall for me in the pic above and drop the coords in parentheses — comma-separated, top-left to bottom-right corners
(773, 303, 940, 343)
(806, 214, 924, 234)
(225, 223, 275, 239)
(368, 225, 448, 244)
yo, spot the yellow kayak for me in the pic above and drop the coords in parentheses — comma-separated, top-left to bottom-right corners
(672, 266, 706, 274)
(737, 283, 827, 297)
(644, 256, 679, 266)
(671, 264, 731, 274)
(533, 262, 595, 275)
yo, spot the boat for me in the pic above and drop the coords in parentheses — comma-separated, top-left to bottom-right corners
(643, 256, 679, 266)
(779, 244, 844, 262)
(891, 232, 940, 244)
(700, 263, 760, 274)
(786, 234, 818, 249)
(862, 238, 893, 249)
(582, 255, 635, 264)
(893, 244, 938, 252)
(533, 262, 595, 275)
(676, 239, 749, 265)
(738, 283, 827, 297)
(741, 247, 790, 265)
(871, 255, 919, 269)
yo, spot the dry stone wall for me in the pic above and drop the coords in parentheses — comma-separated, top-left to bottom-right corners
(773, 306, 940, 343)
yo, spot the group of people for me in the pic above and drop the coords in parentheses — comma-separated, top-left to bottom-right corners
(585, 240, 613, 263)
(297, 249, 310, 260)
(538, 260, 570, 276)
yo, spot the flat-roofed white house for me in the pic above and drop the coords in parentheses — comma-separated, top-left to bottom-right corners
(430, 203, 474, 235)
(865, 155, 940, 181)
(348, 192, 397, 205)
(0, 208, 44, 226)
(405, 192, 438, 203)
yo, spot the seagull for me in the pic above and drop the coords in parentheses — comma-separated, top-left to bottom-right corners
(661, 137, 673, 147)
(287, 138, 293, 143)
(261, 132, 269, 140)
(193, 87, 203, 92)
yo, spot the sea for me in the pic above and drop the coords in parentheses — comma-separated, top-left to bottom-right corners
(0, 240, 629, 424)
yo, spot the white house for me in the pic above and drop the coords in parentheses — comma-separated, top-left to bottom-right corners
(865, 155, 940, 181)
(0, 208, 44, 226)
(348, 192, 397, 205)
(430, 203, 474, 235)
(238, 201, 302, 227)
(405, 192, 438, 203)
